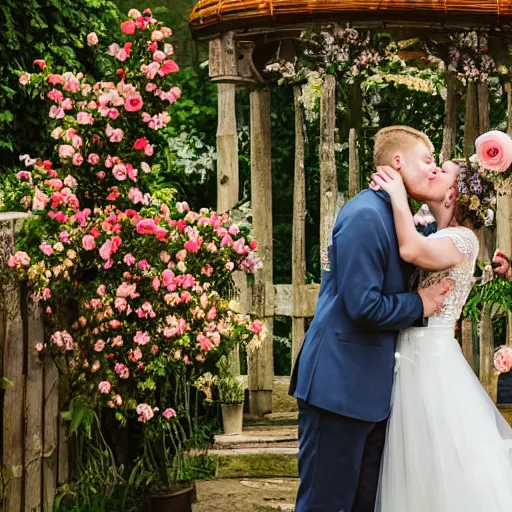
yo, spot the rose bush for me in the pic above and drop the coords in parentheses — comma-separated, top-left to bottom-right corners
(6, 8, 263, 492)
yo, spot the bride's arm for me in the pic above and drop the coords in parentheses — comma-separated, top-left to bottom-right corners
(371, 168, 463, 272)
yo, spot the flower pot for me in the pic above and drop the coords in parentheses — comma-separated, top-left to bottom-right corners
(146, 482, 195, 512)
(221, 403, 244, 435)
(498, 372, 512, 404)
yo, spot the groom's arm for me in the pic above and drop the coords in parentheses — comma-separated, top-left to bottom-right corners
(335, 207, 424, 330)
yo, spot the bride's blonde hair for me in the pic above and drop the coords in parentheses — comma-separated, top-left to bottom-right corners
(374, 126, 434, 167)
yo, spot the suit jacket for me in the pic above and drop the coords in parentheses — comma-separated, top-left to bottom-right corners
(290, 189, 424, 422)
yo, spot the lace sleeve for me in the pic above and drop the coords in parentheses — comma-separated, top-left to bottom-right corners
(430, 227, 479, 258)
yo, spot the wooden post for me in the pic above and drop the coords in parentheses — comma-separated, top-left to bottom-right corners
(480, 305, 498, 402)
(291, 87, 306, 369)
(440, 71, 458, 164)
(1, 218, 25, 512)
(25, 301, 45, 512)
(248, 87, 274, 415)
(348, 128, 360, 198)
(43, 359, 59, 511)
(319, 74, 338, 269)
(477, 81, 490, 134)
(463, 82, 479, 158)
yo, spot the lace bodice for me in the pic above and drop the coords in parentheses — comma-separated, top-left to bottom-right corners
(418, 227, 479, 322)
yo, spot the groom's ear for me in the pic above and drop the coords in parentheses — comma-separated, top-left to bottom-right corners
(392, 153, 402, 171)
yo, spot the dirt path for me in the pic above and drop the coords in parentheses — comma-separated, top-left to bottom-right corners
(193, 478, 299, 512)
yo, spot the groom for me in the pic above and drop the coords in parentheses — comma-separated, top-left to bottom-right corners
(290, 126, 453, 512)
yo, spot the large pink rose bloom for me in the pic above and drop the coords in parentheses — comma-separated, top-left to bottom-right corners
(125, 92, 143, 112)
(475, 130, 512, 173)
(494, 346, 512, 373)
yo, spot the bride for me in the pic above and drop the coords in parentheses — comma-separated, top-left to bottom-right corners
(371, 162, 512, 511)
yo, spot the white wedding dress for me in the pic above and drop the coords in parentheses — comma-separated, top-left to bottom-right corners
(376, 226, 512, 512)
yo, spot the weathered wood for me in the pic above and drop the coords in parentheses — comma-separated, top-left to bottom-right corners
(463, 82, 479, 158)
(440, 71, 458, 164)
(507, 83, 512, 137)
(348, 128, 360, 198)
(217, 83, 239, 214)
(348, 80, 363, 134)
(319, 74, 338, 270)
(292, 87, 306, 369)
(209, 32, 238, 80)
(43, 358, 59, 512)
(479, 306, 497, 402)
(461, 317, 474, 372)
(274, 284, 320, 318)
(477, 80, 490, 134)
(248, 88, 274, 415)
(1, 218, 25, 512)
(25, 301, 44, 512)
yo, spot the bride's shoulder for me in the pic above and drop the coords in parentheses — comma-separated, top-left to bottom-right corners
(432, 226, 479, 254)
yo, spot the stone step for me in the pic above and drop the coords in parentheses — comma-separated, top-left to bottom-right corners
(212, 425, 298, 450)
(253, 503, 295, 512)
(216, 452, 298, 478)
(244, 412, 298, 427)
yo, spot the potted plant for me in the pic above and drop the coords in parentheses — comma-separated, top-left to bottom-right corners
(216, 357, 245, 435)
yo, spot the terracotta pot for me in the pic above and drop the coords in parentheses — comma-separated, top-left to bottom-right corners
(146, 482, 195, 512)
(221, 403, 244, 435)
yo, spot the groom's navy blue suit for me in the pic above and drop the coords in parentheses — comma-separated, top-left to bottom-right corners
(290, 189, 424, 512)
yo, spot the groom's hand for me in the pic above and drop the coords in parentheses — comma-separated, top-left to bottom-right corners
(418, 278, 454, 318)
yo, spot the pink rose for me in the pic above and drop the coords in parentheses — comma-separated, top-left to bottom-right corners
(64, 175, 78, 188)
(495, 346, 512, 373)
(98, 381, 111, 394)
(19, 73, 30, 85)
(88, 153, 100, 165)
(123, 253, 135, 266)
(125, 92, 143, 112)
(159, 60, 179, 76)
(128, 187, 144, 204)
(33, 189, 49, 210)
(72, 153, 84, 166)
(112, 164, 127, 181)
(133, 137, 148, 150)
(153, 50, 166, 62)
(49, 106, 65, 119)
(163, 408, 176, 419)
(40, 243, 54, 256)
(58, 144, 75, 160)
(137, 259, 149, 270)
(151, 30, 164, 41)
(77, 112, 94, 125)
(48, 88, 64, 103)
(250, 320, 263, 334)
(121, 20, 136, 35)
(475, 131, 512, 173)
(51, 127, 64, 139)
(82, 235, 96, 251)
(33, 59, 46, 70)
(87, 32, 99, 45)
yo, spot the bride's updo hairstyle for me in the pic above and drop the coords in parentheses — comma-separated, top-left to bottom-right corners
(374, 126, 434, 167)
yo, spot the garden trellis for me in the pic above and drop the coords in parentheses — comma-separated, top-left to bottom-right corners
(189, 0, 512, 414)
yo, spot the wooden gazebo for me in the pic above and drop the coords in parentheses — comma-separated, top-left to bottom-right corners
(189, 0, 512, 416)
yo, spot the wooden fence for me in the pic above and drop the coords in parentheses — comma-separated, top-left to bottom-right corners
(0, 213, 68, 512)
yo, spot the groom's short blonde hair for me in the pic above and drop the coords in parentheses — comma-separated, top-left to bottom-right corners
(374, 126, 434, 166)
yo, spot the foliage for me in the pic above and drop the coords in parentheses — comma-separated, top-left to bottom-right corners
(0, 0, 122, 169)
(6, 8, 263, 496)
(464, 276, 512, 321)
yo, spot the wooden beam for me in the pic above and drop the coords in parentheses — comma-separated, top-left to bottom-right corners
(291, 86, 306, 369)
(348, 128, 360, 198)
(248, 87, 274, 415)
(480, 306, 498, 402)
(463, 82, 479, 158)
(275, 284, 319, 318)
(319, 74, 338, 271)
(440, 71, 458, 164)
(477, 81, 490, 134)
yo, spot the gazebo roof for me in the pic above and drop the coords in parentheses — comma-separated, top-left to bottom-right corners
(189, 0, 512, 37)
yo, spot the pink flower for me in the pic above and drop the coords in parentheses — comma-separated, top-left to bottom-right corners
(152, 277, 161, 290)
(136, 403, 154, 422)
(61, 98, 73, 110)
(128, 187, 144, 204)
(116, 282, 138, 298)
(141, 62, 160, 80)
(49, 106, 65, 119)
(225, 261, 235, 271)
(144, 145, 154, 156)
(87, 32, 98, 45)
(33, 59, 46, 70)
(33, 189, 49, 210)
(495, 346, 512, 373)
(98, 381, 111, 394)
(40, 243, 54, 256)
(106, 186, 121, 200)
(137, 259, 149, 271)
(77, 112, 94, 125)
(233, 237, 247, 255)
(112, 164, 127, 181)
(88, 153, 100, 165)
(249, 239, 258, 250)
(197, 334, 212, 352)
(48, 74, 65, 85)
(153, 50, 166, 62)
(58, 144, 75, 160)
(134, 331, 150, 345)
(114, 395, 123, 406)
(64, 175, 78, 188)
(51, 127, 64, 139)
(151, 30, 164, 41)
(161, 27, 172, 38)
(7, 251, 30, 268)
(36, 343, 44, 352)
(163, 408, 176, 419)
(82, 235, 96, 251)
(97, 284, 106, 296)
(133, 137, 148, 150)
(48, 88, 64, 103)
(94, 339, 105, 352)
(17, 171, 32, 182)
(19, 73, 30, 85)
(112, 335, 123, 347)
(123, 253, 135, 266)
(159, 60, 179, 76)
(121, 20, 136, 35)
(106, 125, 124, 143)
(184, 240, 201, 253)
(250, 320, 263, 334)
(72, 153, 84, 166)
(136, 219, 157, 235)
(475, 131, 512, 173)
(125, 92, 143, 112)
(116, 49, 129, 62)
(59, 230, 71, 244)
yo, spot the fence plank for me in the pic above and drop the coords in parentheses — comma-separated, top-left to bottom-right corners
(348, 128, 360, 198)
(463, 82, 478, 157)
(440, 71, 458, 163)
(43, 359, 59, 512)
(25, 302, 44, 512)
(2, 219, 25, 512)
(291, 87, 307, 369)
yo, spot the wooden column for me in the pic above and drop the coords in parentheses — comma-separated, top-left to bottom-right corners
(291, 87, 306, 369)
(477, 81, 490, 134)
(348, 128, 360, 198)
(319, 74, 338, 266)
(25, 301, 45, 511)
(480, 305, 498, 402)
(1, 218, 24, 512)
(440, 71, 458, 164)
(461, 317, 475, 372)
(463, 82, 479, 157)
(248, 87, 274, 415)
